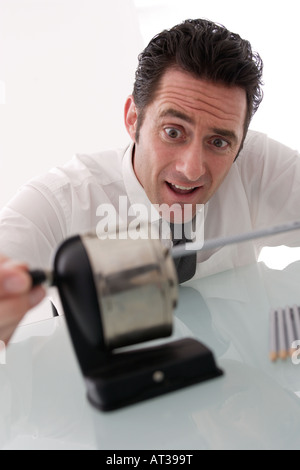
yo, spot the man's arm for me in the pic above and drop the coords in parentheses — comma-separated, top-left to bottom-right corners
(0, 180, 68, 270)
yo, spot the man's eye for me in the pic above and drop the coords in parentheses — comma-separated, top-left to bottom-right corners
(211, 137, 228, 148)
(165, 127, 182, 139)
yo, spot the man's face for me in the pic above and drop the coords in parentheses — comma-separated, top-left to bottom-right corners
(125, 68, 247, 222)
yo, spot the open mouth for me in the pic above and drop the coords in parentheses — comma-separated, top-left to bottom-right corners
(167, 182, 199, 195)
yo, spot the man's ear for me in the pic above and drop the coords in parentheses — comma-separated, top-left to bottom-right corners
(124, 96, 138, 141)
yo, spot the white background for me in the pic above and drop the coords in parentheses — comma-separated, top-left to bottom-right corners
(1, 0, 299, 208)
(0, 0, 143, 207)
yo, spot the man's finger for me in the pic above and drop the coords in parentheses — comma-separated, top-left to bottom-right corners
(0, 266, 31, 296)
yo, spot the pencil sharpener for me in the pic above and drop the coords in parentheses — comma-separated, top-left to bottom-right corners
(52, 231, 223, 411)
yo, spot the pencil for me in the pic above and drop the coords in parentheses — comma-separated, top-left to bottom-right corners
(284, 305, 297, 356)
(292, 305, 300, 344)
(269, 308, 278, 362)
(277, 307, 288, 360)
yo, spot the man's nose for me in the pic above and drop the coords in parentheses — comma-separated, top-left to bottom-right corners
(175, 144, 206, 182)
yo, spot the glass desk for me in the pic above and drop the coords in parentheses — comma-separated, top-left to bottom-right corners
(1, 253, 300, 450)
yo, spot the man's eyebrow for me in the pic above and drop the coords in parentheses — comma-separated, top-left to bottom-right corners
(159, 108, 194, 124)
(211, 128, 238, 143)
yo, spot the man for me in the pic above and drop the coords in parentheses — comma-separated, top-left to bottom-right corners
(1, 18, 300, 342)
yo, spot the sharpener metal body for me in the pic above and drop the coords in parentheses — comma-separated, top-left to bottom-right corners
(81, 233, 178, 350)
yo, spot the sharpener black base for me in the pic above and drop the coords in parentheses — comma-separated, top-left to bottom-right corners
(85, 337, 223, 411)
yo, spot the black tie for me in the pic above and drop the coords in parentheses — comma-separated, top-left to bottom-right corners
(170, 222, 197, 284)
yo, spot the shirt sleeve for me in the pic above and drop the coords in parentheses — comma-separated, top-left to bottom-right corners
(0, 183, 67, 269)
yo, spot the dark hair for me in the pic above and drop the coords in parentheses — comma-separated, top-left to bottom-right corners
(133, 18, 263, 140)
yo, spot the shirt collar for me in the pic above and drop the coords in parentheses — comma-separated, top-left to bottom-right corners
(122, 142, 171, 243)
(122, 143, 147, 203)
(122, 142, 160, 221)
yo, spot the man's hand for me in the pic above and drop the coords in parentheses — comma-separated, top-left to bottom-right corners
(0, 256, 45, 344)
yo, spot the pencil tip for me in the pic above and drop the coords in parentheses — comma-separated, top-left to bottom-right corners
(269, 352, 277, 362)
(279, 350, 288, 360)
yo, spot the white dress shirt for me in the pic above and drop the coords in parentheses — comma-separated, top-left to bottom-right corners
(0, 130, 300, 280)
